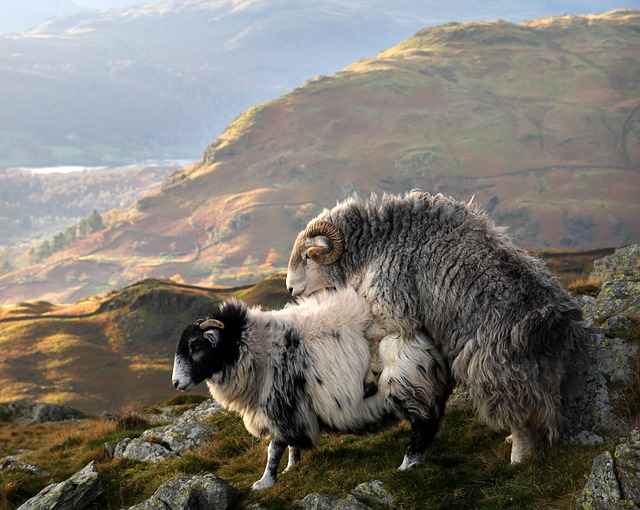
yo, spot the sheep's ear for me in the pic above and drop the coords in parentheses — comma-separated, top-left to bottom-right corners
(307, 236, 336, 264)
(203, 329, 220, 348)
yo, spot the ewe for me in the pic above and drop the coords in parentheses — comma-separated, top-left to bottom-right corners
(172, 287, 441, 489)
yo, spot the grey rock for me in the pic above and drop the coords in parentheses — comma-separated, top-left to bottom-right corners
(115, 400, 221, 462)
(561, 332, 638, 441)
(576, 430, 640, 509)
(114, 437, 131, 457)
(591, 244, 640, 282)
(615, 440, 640, 502)
(17, 461, 104, 510)
(352, 480, 394, 506)
(128, 474, 239, 510)
(604, 315, 635, 333)
(103, 442, 115, 460)
(119, 437, 176, 463)
(582, 244, 640, 328)
(0, 400, 83, 425)
(0, 455, 45, 475)
(576, 451, 621, 510)
(295, 493, 372, 510)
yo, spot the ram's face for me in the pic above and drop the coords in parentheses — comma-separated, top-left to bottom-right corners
(172, 320, 224, 391)
(286, 220, 344, 297)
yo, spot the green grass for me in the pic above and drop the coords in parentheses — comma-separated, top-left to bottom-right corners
(0, 400, 610, 509)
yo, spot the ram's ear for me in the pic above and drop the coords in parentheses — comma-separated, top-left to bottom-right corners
(303, 220, 343, 265)
(307, 236, 330, 263)
(203, 329, 220, 348)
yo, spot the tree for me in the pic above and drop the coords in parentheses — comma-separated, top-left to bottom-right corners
(86, 210, 104, 233)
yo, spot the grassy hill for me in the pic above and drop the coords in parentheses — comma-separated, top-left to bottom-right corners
(0, 274, 292, 414)
(0, 248, 611, 416)
(0, 10, 638, 305)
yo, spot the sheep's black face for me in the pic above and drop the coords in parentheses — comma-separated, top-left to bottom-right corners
(172, 323, 227, 391)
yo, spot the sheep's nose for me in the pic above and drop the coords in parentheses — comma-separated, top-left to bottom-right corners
(172, 379, 179, 389)
(288, 287, 294, 295)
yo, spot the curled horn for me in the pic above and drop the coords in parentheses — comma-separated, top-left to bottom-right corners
(199, 319, 225, 330)
(305, 220, 344, 265)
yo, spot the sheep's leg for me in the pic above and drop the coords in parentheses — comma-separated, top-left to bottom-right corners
(363, 338, 383, 398)
(284, 446, 301, 471)
(509, 426, 535, 464)
(398, 408, 445, 471)
(252, 440, 287, 490)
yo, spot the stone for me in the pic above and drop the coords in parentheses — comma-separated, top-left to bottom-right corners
(352, 480, 394, 506)
(0, 455, 45, 475)
(118, 437, 176, 463)
(561, 332, 638, 441)
(615, 440, 640, 502)
(17, 461, 104, 510)
(576, 451, 621, 509)
(115, 399, 221, 462)
(576, 430, 640, 509)
(591, 245, 640, 282)
(582, 244, 640, 328)
(128, 474, 239, 510)
(295, 493, 372, 510)
(0, 400, 83, 425)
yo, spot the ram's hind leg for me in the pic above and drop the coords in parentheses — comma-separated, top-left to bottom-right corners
(508, 426, 535, 464)
(252, 440, 287, 490)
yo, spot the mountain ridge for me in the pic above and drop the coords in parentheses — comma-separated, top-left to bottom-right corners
(1, 0, 635, 167)
(0, 9, 638, 304)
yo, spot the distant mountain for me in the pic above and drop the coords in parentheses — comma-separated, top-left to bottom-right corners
(0, 10, 638, 305)
(0, 0, 636, 167)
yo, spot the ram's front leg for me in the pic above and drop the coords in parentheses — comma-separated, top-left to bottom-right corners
(252, 440, 287, 490)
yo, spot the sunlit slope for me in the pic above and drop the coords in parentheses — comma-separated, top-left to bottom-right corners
(0, 274, 291, 414)
(0, 10, 638, 304)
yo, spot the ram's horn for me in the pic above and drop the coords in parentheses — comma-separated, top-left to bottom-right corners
(199, 319, 225, 330)
(304, 220, 343, 265)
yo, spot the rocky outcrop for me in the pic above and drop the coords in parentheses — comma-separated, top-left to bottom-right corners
(17, 461, 104, 510)
(561, 331, 638, 443)
(0, 455, 45, 475)
(576, 429, 640, 509)
(0, 400, 84, 425)
(110, 400, 221, 462)
(579, 243, 640, 328)
(128, 474, 239, 510)
(561, 244, 639, 444)
(573, 245, 640, 508)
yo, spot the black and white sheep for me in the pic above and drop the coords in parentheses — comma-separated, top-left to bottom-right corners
(171, 287, 443, 489)
(286, 191, 586, 463)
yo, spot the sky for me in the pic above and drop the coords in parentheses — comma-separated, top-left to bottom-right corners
(2, 0, 640, 33)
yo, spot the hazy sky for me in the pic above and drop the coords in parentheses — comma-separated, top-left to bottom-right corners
(0, 0, 149, 32)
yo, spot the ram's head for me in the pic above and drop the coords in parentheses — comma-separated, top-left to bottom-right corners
(286, 220, 344, 297)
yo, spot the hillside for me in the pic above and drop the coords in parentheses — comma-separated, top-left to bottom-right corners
(0, 249, 610, 416)
(0, 163, 179, 275)
(0, 0, 631, 167)
(0, 275, 292, 414)
(0, 10, 639, 304)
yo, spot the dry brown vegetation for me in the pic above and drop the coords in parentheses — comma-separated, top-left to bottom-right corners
(0, 11, 639, 305)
